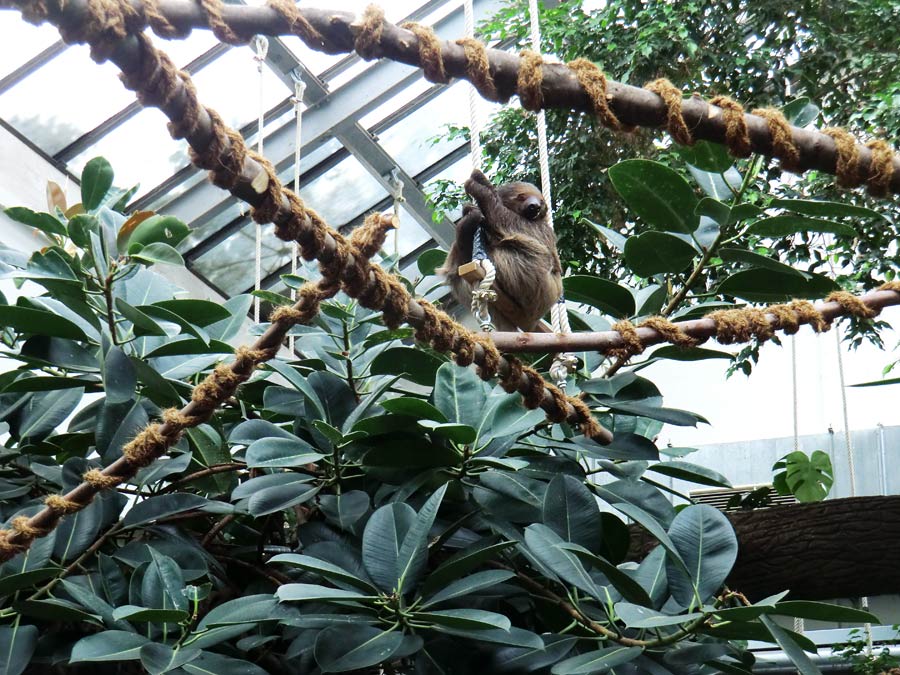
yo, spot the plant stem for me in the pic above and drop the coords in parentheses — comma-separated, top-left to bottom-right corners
(343, 319, 359, 402)
(28, 521, 124, 600)
(103, 269, 120, 346)
(160, 463, 246, 493)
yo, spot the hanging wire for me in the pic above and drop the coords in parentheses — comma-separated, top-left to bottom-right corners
(834, 326, 873, 655)
(251, 35, 269, 324)
(288, 71, 306, 353)
(388, 168, 405, 268)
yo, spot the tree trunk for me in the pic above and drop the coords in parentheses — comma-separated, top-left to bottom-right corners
(628, 496, 900, 601)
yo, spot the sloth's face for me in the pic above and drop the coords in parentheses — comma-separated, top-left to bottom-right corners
(499, 182, 547, 222)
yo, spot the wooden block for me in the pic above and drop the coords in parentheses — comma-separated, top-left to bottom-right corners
(458, 261, 484, 283)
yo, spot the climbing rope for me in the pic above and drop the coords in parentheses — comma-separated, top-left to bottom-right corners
(252, 34, 268, 324)
(388, 168, 404, 267)
(288, 70, 306, 353)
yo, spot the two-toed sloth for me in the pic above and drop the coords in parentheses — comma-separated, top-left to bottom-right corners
(438, 169, 562, 332)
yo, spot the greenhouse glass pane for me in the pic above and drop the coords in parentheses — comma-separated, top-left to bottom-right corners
(0, 43, 134, 155)
(0, 13, 61, 81)
(148, 29, 221, 69)
(190, 220, 285, 295)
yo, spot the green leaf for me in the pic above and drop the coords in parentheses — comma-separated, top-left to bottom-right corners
(140, 643, 200, 675)
(0, 568, 57, 597)
(415, 608, 511, 631)
(551, 645, 643, 674)
(103, 346, 137, 404)
(559, 544, 653, 606)
(770, 600, 879, 624)
(759, 615, 822, 674)
(125, 215, 190, 250)
(768, 198, 884, 221)
(647, 461, 732, 488)
(586, 219, 628, 252)
(370, 347, 444, 386)
(18, 387, 84, 440)
(70, 630, 149, 662)
(719, 247, 809, 278)
(314, 625, 404, 673)
(131, 242, 184, 267)
(396, 484, 447, 594)
(0, 624, 38, 675)
(649, 345, 734, 362)
(114, 298, 168, 337)
(362, 502, 416, 592)
(523, 524, 599, 597)
(181, 651, 269, 675)
(609, 159, 699, 233)
(666, 504, 738, 606)
(614, 503, 688, 577)
(748, 215, 857, 238)
(0, 306, 88, 341)
(81, 157, 115, 211)
(418, 248, 447, 276)
(270, 554, 377, 593)
(718, 268, 837, 302)
(197, 595, 292, 629)
(147, 299, 231, 326)
(4, 207, 67, 236)
(421, 570, 514, 608)
(433, 362, 489, 428)
(111, 605, 190, 623)
(380, 397, 447, 422)
(781, 97, 819, 127)
(543, 474, 602, 551)
(563, 275, 636, 318)
(318, 491, 371, 532)
(276, 583, 373, 604)
(614, 602, 705, 628)
(493, 636, 577, 673)
(418, 420, 478, 443)
(624, 231, 697, 277)
(1, 376, 95, 393)
(244, 437, 326, 468)
(677, 140, 734, 173)
(773, 450, 833, 502)
(851, 376, 900, 388)
(422, 540, 515, 594)
(123, 493, 232, 528)
(601, 400, 707, 426)
(247, 481, 319, 517)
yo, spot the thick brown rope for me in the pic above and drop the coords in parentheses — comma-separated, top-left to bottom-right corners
(823, 127, 861, 188)
(709, 95, 752, 158)
(518, 49, 544, 111)
(752, 107, 801, 173)
(402, 21, 449, 84)
(644, 78, 694, 146)
(567, 58, 634, 132)
(455, 36, 501, 102)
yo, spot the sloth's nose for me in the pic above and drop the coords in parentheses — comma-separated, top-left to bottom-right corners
(523, 198, 542, 220)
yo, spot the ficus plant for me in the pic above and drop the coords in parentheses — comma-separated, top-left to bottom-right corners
(0, 153, 888, 675)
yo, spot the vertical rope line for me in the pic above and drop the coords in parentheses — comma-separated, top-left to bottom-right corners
(791, 334, 800, 453)
(528, 0, 553, 229)
(834, 326, 872, 655)
(252, 36, 268, 324)
(289, 75, 306, 353)
(463, 0, 482, 170)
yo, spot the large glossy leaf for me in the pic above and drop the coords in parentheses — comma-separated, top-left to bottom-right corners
(676, 140, 734, 173)
(396, 484, 447, 593)
(748, 215, 856, 238)
(613, 503, 688, 578)
(718, 247, 808, 278)
(18, 386, 83, 440)
(370, 347, 444, 386)
(0, 306, 88, 341)
(270, 554, 377, 593)
(142, 548, 187, 613)
(769, 601, 878, 623)
(276, 583, 373, 603)
(69, 630, 149, 662)
(492, 635, 577, 673)
(318, 490, 370, 532)
(244, 437, 326, 468)
(647, 461, 732, 488)
(131, 242, 184, 267)
(140, 643, 200, 675)
(362, 502, 416, 592)
(563, 276, 635, 318)
(182, 651, 269, 675)
(4, 206, 66, 236)
(422, 540, 515, 593)
(417, 248, 447, 276)
(314, 625, 404, 673)
(551, 645, 643, 674)
(560, 544, 653, 606)
(80, 157, 114, 210)
(543, 474, 602, 551)
(759, 616, 822, 675)
(197, 595, 291, 629)
(718, 269, 837, 302)
(433, 363, 489, 428)
(247, 481, 320, 517)
(523, 524, 599, 597)
(624, 231, 696, 277)
(0, 623, 38, 675)
(609, 159, 699, 233)
(123, 493, 232, 528)
(600, 400, 707, 426)
(125, 215, 190, 250)
(421, 569, 514, 608)
(768, 198, 884, 221)
(615, 602, 705, 628)
(147, 299, 230, 326)
(415, 608, 511, 631)
(666, 504, 738, 606)
(103, 346, 136, 404)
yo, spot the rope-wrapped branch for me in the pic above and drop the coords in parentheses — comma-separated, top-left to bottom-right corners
(491, 285, 900, 354)
(4, 0, 898, 195)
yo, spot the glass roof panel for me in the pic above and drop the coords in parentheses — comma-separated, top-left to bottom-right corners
(375, 83, 469, 176)
(394, 205, 432, 258)
(301, 154, 387, 227)
(189, 46, 289, 130)
(67, 107, 189, 194)
(148, 29, 221, 68)
(0, 13, 62, 81)
(191, 220, 283, 295)
(0, 43, 135, 155)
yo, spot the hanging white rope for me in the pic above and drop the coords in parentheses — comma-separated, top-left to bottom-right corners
(834, 326, 873, 655)
(251, 35, 269, 324)
(463, 0, 482, 170)
(525, 0, 575, 386)
(388, 169, 405, 266)
(791, 335, 800, 453)
(288, 72, 306, 353)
